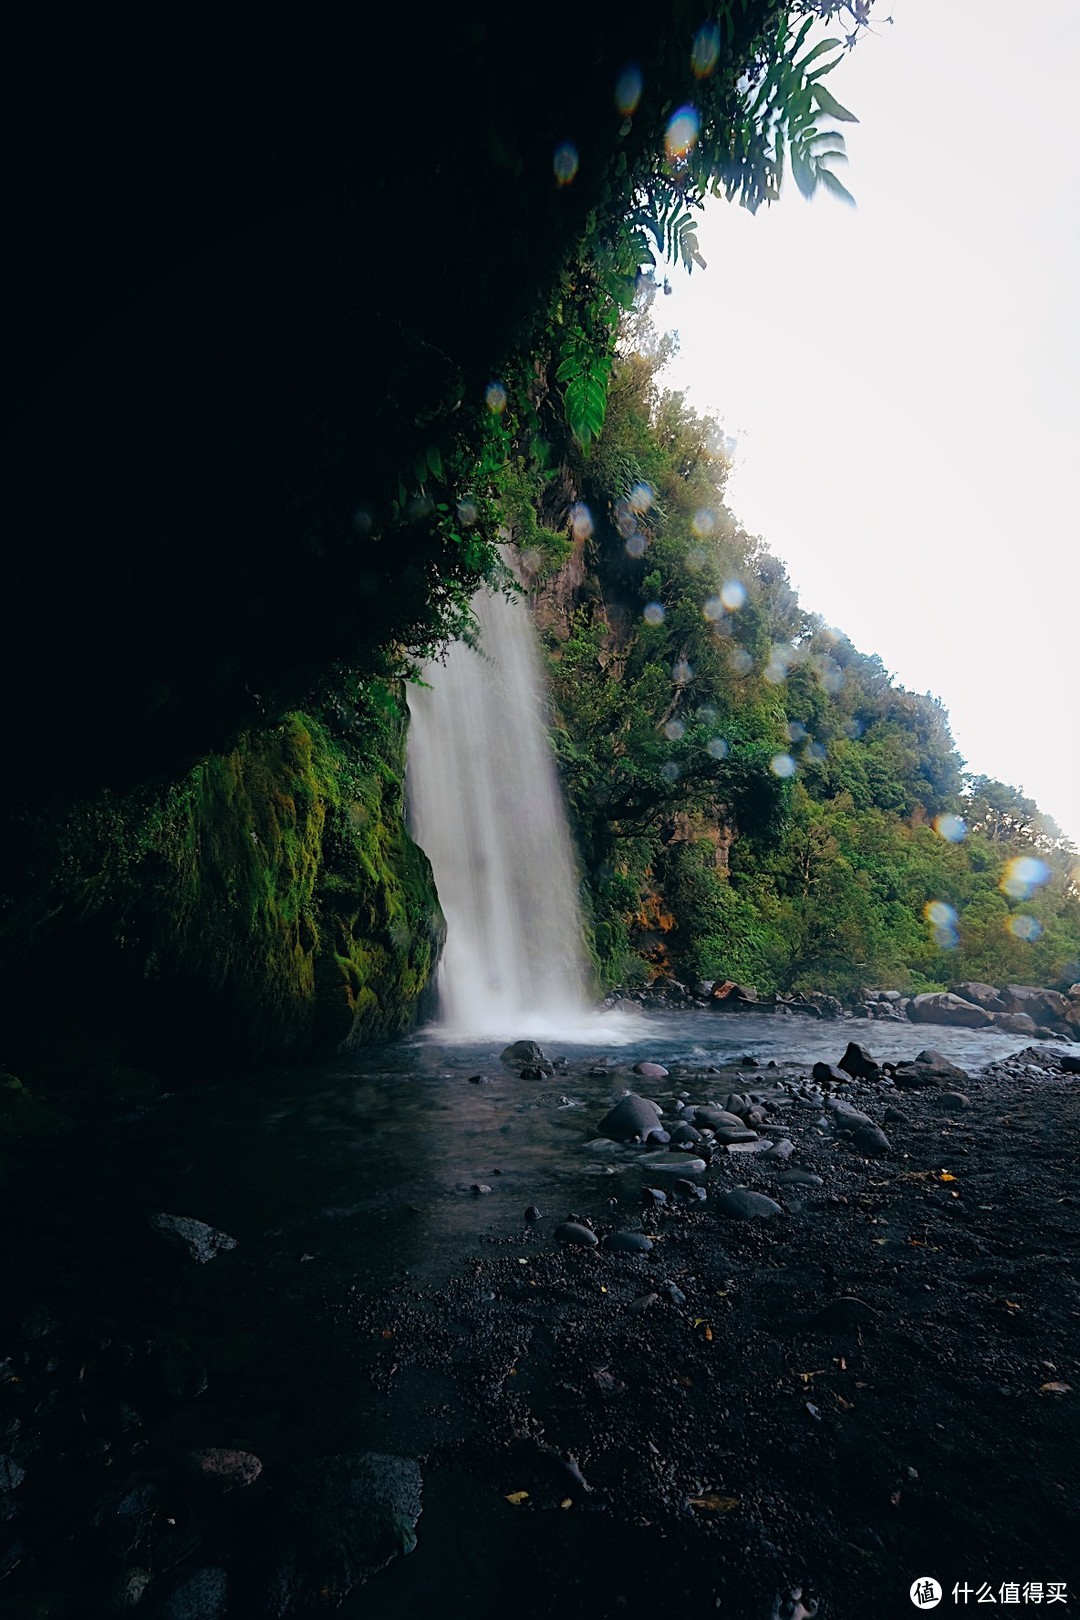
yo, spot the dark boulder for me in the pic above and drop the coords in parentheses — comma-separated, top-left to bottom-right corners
(264, 1453, 422, 1617)
(501, 1040, 546, 1065)
(596, 1093, 664, 1143)
(838, 1042, 881, 1080)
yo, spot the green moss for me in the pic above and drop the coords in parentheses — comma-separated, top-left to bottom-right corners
(0, 683, 444, 1062)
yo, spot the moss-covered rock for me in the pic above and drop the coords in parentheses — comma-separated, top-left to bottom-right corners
(0, 684, 443, 1064)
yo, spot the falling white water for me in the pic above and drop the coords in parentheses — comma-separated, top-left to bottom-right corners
(406, 585, 593, 1038)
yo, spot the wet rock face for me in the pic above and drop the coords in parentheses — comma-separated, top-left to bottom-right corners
(264, 1453, 422, 1617)
(501, 1041, 546, 1066)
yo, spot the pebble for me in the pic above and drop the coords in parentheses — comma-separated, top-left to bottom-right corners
(714, 1190, 783, 1221)
(603, 1230, 653, 1254)
(884, 1107, 911, 1125)
(673, 1178, 707, 1202)
(524, 1206, 541, 1221)
(663, 1282, 687, 1306)
(471, 1183, 492, 1195)
(0, 1457, 25, 1491)
(713, 1126, 760, 1145)
(554, 1222, 599, 1249)
(760, 1139, 794, 1161)
(640, 1187, 668, 1208)
(641, 1152, 707, 1174)
(692, 1107, 744, 1130)
(633, 1062, 669, 1079)
(775, 1168, 824, 1188)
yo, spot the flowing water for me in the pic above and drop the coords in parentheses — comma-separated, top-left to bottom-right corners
(407, 583, 591, 1038)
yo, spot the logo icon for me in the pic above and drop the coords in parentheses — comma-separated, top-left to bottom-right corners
(910, 1578, 943, 1608)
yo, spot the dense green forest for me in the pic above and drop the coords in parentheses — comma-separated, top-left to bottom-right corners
(528, 322, 1080, 998)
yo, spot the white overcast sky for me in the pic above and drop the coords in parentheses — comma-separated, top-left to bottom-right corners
(651, 0, 1080, 848)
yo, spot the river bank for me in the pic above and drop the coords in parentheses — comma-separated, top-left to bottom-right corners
(2, 1013, 1078, 1617)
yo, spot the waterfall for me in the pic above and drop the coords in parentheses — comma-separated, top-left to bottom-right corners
(406, 584, 591, 1037)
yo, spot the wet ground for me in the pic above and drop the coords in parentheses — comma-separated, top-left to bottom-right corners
(2, 1010, 1078, 1617)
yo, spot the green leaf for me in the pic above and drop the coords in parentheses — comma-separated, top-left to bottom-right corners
(426, 445, 444, 479)
(811, 83, 859, 123)
(795, 37, 842, 71)
(817, 166, 856, 206)
(790, 145, 815, 200)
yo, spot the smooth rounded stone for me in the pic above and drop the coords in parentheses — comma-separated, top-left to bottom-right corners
(723, 1094, 751, 1115)
(933, 1091, 972, 1113)
(692, 1106, 744, 1131)
(673, 1178, 707, 1202)
(715, 1189, 783, 1221)
(663, 1281, 687, 1305)
(466, 1073, 494, 1084)
(848, 1124, 892, 1157)
(760, 1138, 795, 1161)
(713, 1125, 760, 1145)
(157, 1567, 228, 1620)
(501, 1040, 546, 1065)
(185, 1448, 263, 1492)
(264, 1453, 422, 1617)
(668, 1122, 703, 1146)
(603, 1230, 653, 1254)
(470, 1183, 493, 1195)
(524, 1206, 542, 1222)
(910, 992, 993, 1029)
(1061, 1054, 1080, 1075)
(775, 1168, 824, 1188)
(554, 1221, 599, 1248)
(883, 1107, 911, 1125)
(641, 1152, 706, 1174)
(827, 1100, 874, 1128)
(596, 1093, 663, 1143)
(0, 1457, 25, 1491)
(812, 1062, 849, 1085)
(633, 1061, 669, 1079)
(582, 1137, 621, 1154)
(640, 1187, 668, 1208)
(148, 1213, 238, 1265)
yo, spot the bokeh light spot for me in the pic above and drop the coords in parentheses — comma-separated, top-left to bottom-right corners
(615, 64, 643, 116)
(553, 142, 579, 185)
(720, 579, 747, 611)
(629, 482, 654, 513)
(691, 21, 721, 78)
(692, 507, 716, 537)
(703, 596, 724, 622)
(485, 382, 507, 413)
(1008, 914, 1043, 941)
(570, 503, 593, 541)
(672, 659, 692, 685)
(787, 720, 806, 743)
(457, 499, 479, 527)
(665, 104, 700, 159)
(706, 736, 728, 759)
(770, 753, 797, 779)
(934, 813, 967, 843)
(661, 761, 680, 782)
(643, 602, 665, 626)
(625, 533, 647, 559)
(664, 719, 685, 741)
(729, 647, 753, 676)
(1001, 855, 1050, 900)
